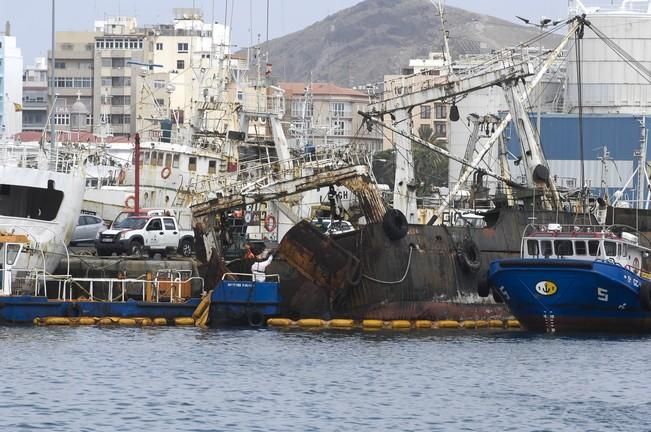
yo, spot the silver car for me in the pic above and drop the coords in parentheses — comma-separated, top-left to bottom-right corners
(71, 215, 108, 245)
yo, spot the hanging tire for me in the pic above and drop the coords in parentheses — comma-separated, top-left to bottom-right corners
(456, 239, 481, 273)
(477, 272, 490, 297)
(247, 310, 265, 327)
(382, 209, 408, 241)
(640, 282, 651, 311)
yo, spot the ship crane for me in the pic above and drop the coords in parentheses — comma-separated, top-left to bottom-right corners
(365, 17, 584, 224)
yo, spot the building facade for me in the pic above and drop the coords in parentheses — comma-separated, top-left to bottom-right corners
(22, 57, 48, 132)
(1, 24, 23, 137)
(280, 82, 382, 154)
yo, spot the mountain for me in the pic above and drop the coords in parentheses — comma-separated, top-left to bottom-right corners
(260, 0, 563, 87)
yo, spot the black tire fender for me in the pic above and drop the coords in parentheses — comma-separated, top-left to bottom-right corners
(477, 272, 490, 297)
(247, 310, 265, 327)
(456, 239, 481, 273)
(382, 209, 408, 241)
(640, 282, 651, 311)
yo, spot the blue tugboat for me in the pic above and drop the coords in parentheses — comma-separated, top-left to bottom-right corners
(484, 223, 651, 333)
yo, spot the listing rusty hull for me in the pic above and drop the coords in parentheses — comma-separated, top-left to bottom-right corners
(272, 208, 595, 321)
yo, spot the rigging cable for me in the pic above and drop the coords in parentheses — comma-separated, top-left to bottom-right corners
(576, 17, 586, 214)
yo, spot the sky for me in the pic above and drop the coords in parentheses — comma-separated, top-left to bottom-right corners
(1, 0, 569, 64)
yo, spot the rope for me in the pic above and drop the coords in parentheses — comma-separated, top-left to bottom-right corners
(361, 245, 414, 285)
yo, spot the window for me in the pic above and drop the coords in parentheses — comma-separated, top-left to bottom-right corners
(112, 58, 126, 68)
(176, 59, 185, 70)
(208, 160, 217, 174)
(188, 157, 197, 171)
(330, 102, 345, 117)
(53, 113, 70, 125)
(541, 240, 552, 257)
(147, 219, 162, 231)
(434, 123, 446, 137)
(164, 153, 172, 167)
(291, 100, 313, 117)
(172, 154, 179, 168)
(101, 58, 112, 68)
(153, 80, 166, 89)
(157, 152, 164, 166)
(574, 241, 587, 255)
(111, 96, 131, 106)
(588, 240, 599, 256)
(142, 151, 149, 165)
(163, 218, 176, 230)
(332, 120, 345, 136)
(420, 105, 431, 119)
(554, 240, 573, 256)
(604, 241, 616, 257)
(156, 42, 163, 50)
(54, 61, 66, 69)
(177, 42, 189, 53)
(86, 114, 93, 126)
(435, 104, 447, 119)
(527, 240, 539, 256)
(101, 77, 112, 86)
(61, 43, 73, 51)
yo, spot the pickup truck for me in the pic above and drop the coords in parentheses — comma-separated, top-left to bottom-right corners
(95, 215, 195, 258)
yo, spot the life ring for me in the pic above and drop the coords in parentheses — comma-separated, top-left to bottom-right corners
(264, 214, 276, 232)
(117, 169, 126, 184)
(161, 166, 172, 179)
(382, 209, 408, 241)
(639, 282, 651, 311)
(124, 195, 135, 208)
(456, 239, 481, 273)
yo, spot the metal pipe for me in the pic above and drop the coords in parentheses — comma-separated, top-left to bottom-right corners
(50, 0, 56, 170)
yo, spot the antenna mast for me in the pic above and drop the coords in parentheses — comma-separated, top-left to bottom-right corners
(432, 0, 453, 75)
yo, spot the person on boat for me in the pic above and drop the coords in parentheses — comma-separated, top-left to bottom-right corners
(243, 243, 255, 260)
(251, 250, 273, 282)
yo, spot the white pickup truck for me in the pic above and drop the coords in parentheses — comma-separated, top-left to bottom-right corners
(94, 214, 194, 258)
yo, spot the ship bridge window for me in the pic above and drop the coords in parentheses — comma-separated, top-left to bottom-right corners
(527, 240, 539, 256)
(172, 154, 179, 168)
(604, 241, 616, 257)
(189, 157, 197, 172)
(554, 240, 573, 257)
(541, 240, 553, 258)
(157, 152, 164, 167)
(0, 182, 63, 221)
(588, 240, 599, 256)
(574, 240, 587, 256)
(208, 160, 217, 174)
(164, 153, 172, 167)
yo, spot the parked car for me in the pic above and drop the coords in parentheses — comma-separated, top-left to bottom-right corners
(71, 215, 107, 245)
(310, 218, 355, 235)
(95, 215, 195, 258)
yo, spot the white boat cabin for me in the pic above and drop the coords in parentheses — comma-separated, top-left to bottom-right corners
(521, 223, 650, 275)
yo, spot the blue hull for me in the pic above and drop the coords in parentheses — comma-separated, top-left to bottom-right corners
(0, 296, 201, 325)
(209, 280, 281, 326)
(488, 259, 651, 333)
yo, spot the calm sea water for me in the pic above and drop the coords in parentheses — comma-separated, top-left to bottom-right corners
(1, 326, 650, 432)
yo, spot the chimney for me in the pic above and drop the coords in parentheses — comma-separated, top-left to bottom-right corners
(5, 21, 10, 36)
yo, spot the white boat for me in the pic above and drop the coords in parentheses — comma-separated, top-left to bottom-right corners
(0, 136, 86, 276)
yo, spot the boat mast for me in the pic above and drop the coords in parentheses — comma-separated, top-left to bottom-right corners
(49, 0, 56, 170)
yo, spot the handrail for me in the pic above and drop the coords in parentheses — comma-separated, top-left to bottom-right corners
(221, 272, 281, 282)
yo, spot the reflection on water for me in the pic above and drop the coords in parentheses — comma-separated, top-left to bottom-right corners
(1, 327, 650, 431)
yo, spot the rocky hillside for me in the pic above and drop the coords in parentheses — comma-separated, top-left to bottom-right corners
(259, 0, 561, 87)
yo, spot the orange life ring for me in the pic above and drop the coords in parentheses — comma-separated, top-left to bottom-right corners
(117, 169, 126, 184)
(161, 166, 172, 179)
(264, 214, 276, 232)
(125, 195, 135, 208)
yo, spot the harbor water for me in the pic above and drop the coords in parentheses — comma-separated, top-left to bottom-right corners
(2, 327, 649, 432)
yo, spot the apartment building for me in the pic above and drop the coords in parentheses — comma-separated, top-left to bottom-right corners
(47, 31, 95, 133)
(22, 57, 48, 132)
(280, 82, 382, 154)
(0, 23, 23, 137)
(382, 52, 450, 151)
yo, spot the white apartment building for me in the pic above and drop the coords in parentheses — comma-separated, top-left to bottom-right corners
(1, 23, 23, 137)
(22, 57, 49, 132)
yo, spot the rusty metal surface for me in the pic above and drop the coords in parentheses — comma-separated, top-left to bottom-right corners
(340, 177, 387, 224)
(277, 220, 360, 298)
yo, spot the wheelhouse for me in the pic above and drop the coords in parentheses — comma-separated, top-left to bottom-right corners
(521, 224, 649, 275)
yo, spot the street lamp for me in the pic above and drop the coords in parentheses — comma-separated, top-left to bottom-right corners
(516, 16, 563, 139)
